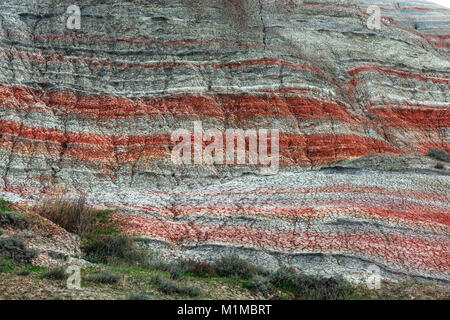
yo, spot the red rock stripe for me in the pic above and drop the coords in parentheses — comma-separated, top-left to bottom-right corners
(369, 107, 450, 129)
(423, 34, 450, 39)
(431, 41, 450, 49)
(4, 84, 447, 137)
(113, 213, 450, 272)
(375, 6, 449, 11)
(1, 85, 363, 123)
(348, 65, 450, 84)
(416, 141, 450, 154)
(0, 120, 399, 163)
(400, 7, 448, 11)
(128, 201, 448, 227)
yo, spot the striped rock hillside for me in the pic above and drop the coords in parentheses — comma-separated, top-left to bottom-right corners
(357, 0, 450, 54)
(0, 0, 448, 283)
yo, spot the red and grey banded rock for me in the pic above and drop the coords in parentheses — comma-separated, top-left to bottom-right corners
(0, 0, 448, 283)
(357, 0, 450, 54)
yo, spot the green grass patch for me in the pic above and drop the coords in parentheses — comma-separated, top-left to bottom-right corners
(89, 209, 121, 235)
(22, 264, 45, 273)
(0, 199, 11, 212)
(0, 257, 14, 273)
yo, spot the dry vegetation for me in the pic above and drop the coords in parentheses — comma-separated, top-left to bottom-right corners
(0, 197, 448, 300)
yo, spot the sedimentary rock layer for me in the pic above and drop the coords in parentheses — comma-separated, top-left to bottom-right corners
(358, 0, 450, 54)
(0, 0, 448, 282)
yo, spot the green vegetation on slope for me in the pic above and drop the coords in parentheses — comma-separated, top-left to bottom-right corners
(0, 197, 447, 300)
(0, 254, 448, 300)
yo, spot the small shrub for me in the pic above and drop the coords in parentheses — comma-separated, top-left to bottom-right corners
(427, 148, 450, 162)
(144, 258, 216, 279)
(246, 275, 272, 296)
(0, 210, 30, 229)
(169, 262, 183, 280)
(86, 272, 122, 284)
(162, 256, 263, 280)
(179, 260, 216, 277)
(193, 261, 216, 277)
(152, 274, 182, 294)
(81, 234, 144, 265)
(184, 285, 202, 297)
(127, 293, 152, 300)
(38, 196, 93, 235)
(0, 235, 37, 263)
(140, 255, 216, 277)
(38, 197, 118, 237)
(152, 274, 202, 297)
(270, 266, 298, 291)
(303, 276, 351, 300)
(214, 254, 264, 279)
(42, 266, 67, 280)
(270, 266, 351, 300)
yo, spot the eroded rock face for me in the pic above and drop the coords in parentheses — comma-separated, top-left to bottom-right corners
(0, 0, 448, 283)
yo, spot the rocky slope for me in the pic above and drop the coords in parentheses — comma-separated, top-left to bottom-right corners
(359, 0, 450, 55)
(0, 0, 448, 284)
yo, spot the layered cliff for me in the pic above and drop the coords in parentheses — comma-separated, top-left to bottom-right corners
(0, 0, 448, 283)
